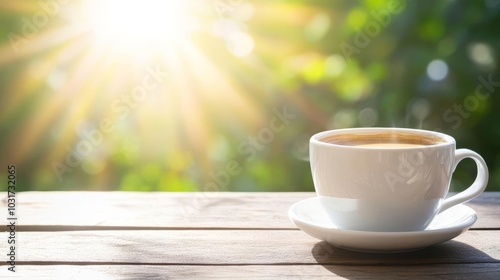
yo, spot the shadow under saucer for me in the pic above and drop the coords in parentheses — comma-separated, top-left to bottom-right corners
(310, 240, 499, 279)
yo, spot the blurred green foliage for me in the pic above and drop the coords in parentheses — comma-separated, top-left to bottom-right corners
(0, 0, 499, 192)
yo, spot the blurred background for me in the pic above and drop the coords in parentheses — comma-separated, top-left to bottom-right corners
(1, 0, 499, 192)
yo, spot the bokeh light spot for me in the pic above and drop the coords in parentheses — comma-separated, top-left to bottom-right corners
(468, 43, 496, 70)
(227, 31, 254, 57)
(426, 59, 448, 81)
(411, 98, 430, 121)
(358, 107, 378, 127)
(325, 55, 346, 77)
(347, 9, 368, 29)
(48, 69, 67, 90)
(331, 109, 357, 129)
(305, 13, 330, 42)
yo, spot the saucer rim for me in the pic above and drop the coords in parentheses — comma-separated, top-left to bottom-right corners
(288, 197, 477, 235)
(288, 197, 477, 252)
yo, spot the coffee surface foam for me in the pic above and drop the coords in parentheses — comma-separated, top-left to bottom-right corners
(320, 132, 445, 146)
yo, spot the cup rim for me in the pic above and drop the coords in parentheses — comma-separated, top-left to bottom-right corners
(310, 127, 455, 150)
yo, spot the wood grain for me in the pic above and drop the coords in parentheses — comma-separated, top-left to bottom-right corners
(2, 264, 500, 280)
(1, 192, 499, 230)
(2, 230, 499, 265)
(0, 192, 498, 278)
(1, 192, 313, 230)
(465, 192, 500, 229)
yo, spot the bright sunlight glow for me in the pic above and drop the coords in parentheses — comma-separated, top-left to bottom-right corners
(89, 0, 197, 53)
(0, 0, 261, 192)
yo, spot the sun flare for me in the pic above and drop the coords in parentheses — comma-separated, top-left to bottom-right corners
(86, 0, 197, 53)
(0, 0, 264, 191)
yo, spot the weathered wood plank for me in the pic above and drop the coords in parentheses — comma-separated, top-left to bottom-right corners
(1, 192, 499, 229)
(1, 230, 499, 265)
(1, 192, 313, 230)
(2, 264, 500, 280)
(465, 192, 500, 229)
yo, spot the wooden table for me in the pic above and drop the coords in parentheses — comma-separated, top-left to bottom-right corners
(1, 192, 499, 279)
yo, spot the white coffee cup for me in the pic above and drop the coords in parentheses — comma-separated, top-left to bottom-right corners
(310, 127, 488, 232)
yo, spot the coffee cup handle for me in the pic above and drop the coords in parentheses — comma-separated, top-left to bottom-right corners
(439, 149, 489, 213)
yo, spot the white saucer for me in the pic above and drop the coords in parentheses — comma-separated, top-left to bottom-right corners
(289, 197, 477, 253)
